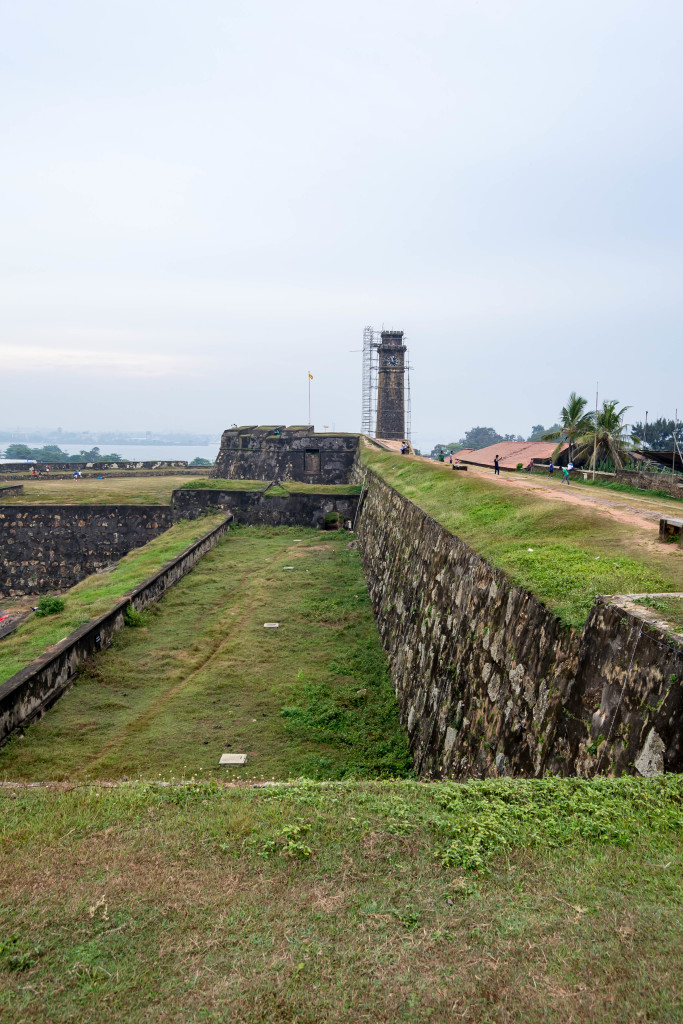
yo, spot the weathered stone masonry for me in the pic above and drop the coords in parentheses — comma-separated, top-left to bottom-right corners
(171, 488, 359, 528)
(355, 467, 683, 778)
(212, 426, 359, 484)
(0, 506, 173, 597)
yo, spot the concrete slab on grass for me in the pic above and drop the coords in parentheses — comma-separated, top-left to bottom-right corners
(219, 753, 247, 766)
(264, 622, 279, 628)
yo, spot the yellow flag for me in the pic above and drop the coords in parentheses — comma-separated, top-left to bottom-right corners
(308, 372, 313, 380)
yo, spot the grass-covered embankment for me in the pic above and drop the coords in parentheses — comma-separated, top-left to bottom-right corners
(0, 527, 411, 781)
(0, 475, 201, 504)
(363, 449, 683, 627)
(0, 515, 226, 686)
(179, 478, 363, 495)
(0, 775, 681, 1023)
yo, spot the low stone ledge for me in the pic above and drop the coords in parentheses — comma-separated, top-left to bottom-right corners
(0, 484, 24, 497)
(0, 515, 232, 746)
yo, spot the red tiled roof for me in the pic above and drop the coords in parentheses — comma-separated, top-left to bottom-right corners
(453, 441, 569, 470)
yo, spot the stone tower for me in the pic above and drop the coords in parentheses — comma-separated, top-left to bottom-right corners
(375, 330, 406, 440)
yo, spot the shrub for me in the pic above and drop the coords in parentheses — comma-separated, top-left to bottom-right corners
(34, 596, 65, 617)
(124, 606, 144, 627)
(516, 462, 523, 471)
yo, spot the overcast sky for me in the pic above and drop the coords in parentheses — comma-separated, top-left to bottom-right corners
(2, 0, 682, 450)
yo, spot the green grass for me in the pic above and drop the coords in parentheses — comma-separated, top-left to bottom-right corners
(0, 527, 411, 782)
(363, 449, 683, 628)
(0, 516, 226, 686)
(177, 478, 268, 491)
(179, 479, 363, 495)
(0, 775, 681, 1023)
(634, 596, 683, 631)
(0, 475, 202, 504)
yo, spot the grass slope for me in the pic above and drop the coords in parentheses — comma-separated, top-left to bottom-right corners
(0, 516, 226, 685)
(0, 475, 201, 504)
(179, 479, 363, 495)
(0, 527, 411, 782)
(0, 776, 681, 1023)
(364, 450, 683, 627)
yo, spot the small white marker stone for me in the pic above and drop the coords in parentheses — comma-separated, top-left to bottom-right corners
(264, 622, 279, 628)
(283, 566, 294, 570)
(219, 753, 247, 766)
(293, 539, 302, 543)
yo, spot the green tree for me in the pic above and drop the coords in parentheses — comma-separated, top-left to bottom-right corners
(574, 400, 633, 470)
(3, 444, 34, 460)
(459, 426, 503, 450)
(543, 393, 595, 460)
(632, 418, 683, 451)
(190, 457, 213, 466)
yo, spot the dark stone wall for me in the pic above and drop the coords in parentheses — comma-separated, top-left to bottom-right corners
(0, 485, 23, 497)
(0, 506, 173, 597)
(212, 426, 359, 484)
(172, 488, 359, 528)
(355, 466, 683, 779)
(0, 516, 231, 745)
(615, 469, 683, 499)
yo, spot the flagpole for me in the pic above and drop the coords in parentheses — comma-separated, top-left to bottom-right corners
(308, 372, 311, 426)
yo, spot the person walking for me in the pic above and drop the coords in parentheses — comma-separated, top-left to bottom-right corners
(526, 458, 534, 473)
(548, 460, 554, 477)
(494, 454, 500, 475)
(561, 466, 571, 485)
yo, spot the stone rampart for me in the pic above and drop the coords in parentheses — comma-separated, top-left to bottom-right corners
(212, 426, 358, 484)
(172, 488, 359, 528)
(0, 517, 231, 745)
(355, 467, 683, 778)
(0, 485, 23, 498)
(615, 469, 683, 499)
(0, 506, 174, 596)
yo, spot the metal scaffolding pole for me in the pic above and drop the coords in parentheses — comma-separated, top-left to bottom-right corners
(361, 326, 379, 436)
(405, 351, 412, 443)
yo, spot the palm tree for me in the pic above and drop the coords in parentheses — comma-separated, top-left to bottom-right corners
(542, 393, 595, 461)
(574, 400, 633, 470)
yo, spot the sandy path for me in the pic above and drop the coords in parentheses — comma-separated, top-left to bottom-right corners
(435, 461, 678, 532)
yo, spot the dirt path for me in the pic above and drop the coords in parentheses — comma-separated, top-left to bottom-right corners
(454, 463, 678, 531)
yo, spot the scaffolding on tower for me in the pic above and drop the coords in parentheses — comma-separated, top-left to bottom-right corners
(405, 350, 412, 444)
(361, 326, 379, 436)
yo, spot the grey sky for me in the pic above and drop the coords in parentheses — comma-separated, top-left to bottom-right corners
(2, 0, 682, 451)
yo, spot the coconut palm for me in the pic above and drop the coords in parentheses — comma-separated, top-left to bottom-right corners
(573, 400, 633, 470)
(542, 392, 595, 461)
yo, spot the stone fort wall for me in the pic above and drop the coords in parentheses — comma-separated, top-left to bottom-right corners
(212, 426, 359, 484)
(0, 506, 173, 597)
(354, 465, 683, 778)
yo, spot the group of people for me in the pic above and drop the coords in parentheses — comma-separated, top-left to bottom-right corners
(30, 465, 50, 478)
(400, 441, 410, 455)
(493, 454, 575, 483)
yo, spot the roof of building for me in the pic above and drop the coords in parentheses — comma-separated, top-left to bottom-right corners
(453, 440, 569, 470)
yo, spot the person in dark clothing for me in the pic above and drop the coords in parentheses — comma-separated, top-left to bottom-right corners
(548, 460, 554, 476)
(494, 454, 500, 475)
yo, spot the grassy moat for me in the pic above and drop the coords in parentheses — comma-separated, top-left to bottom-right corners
(1, 513, 682, 1022)
(0, 527, 411, 782)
